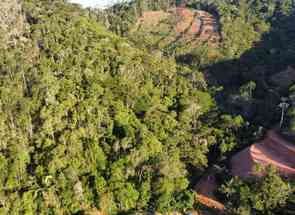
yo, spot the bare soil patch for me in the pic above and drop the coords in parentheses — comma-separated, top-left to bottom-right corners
(231, 130, 295, 178)
(132, 7, 220, 45)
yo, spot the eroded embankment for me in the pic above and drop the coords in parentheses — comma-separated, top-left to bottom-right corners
(231, 130, 295, 178)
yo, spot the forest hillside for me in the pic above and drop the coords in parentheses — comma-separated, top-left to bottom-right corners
(0, 0, 294, 215)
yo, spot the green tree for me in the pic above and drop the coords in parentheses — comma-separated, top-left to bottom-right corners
(221, 167, 293, 214)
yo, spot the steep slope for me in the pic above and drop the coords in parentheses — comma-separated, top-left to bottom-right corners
(0, 1, 217, 214)
(231, 130, 295, 178)
(133, 7, 220, 42)
(129, 6, 220, 54)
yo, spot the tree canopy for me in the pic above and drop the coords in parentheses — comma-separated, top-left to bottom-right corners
(0, 0, 294, 214)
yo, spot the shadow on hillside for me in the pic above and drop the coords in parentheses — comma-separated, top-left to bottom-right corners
(182, 10, 295, 177)
(204, 11, 295, 128)
(185, 11, 295, 212)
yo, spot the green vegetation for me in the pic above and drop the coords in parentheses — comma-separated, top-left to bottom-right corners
(0, 0, 294, 214)
(221, 167, 294, 215)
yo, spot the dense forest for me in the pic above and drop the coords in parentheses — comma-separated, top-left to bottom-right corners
(0, 0, 294, 214)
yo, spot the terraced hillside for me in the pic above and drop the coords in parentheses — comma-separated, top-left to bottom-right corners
(130, 7, 220, 53)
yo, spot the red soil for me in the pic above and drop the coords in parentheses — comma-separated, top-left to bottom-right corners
(134, 7, 220, 44)
(195, 174, 225, 212)
(174, 7, 220, 42)
(231, 130, 295, 178)
(196, 195, 225, 211)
